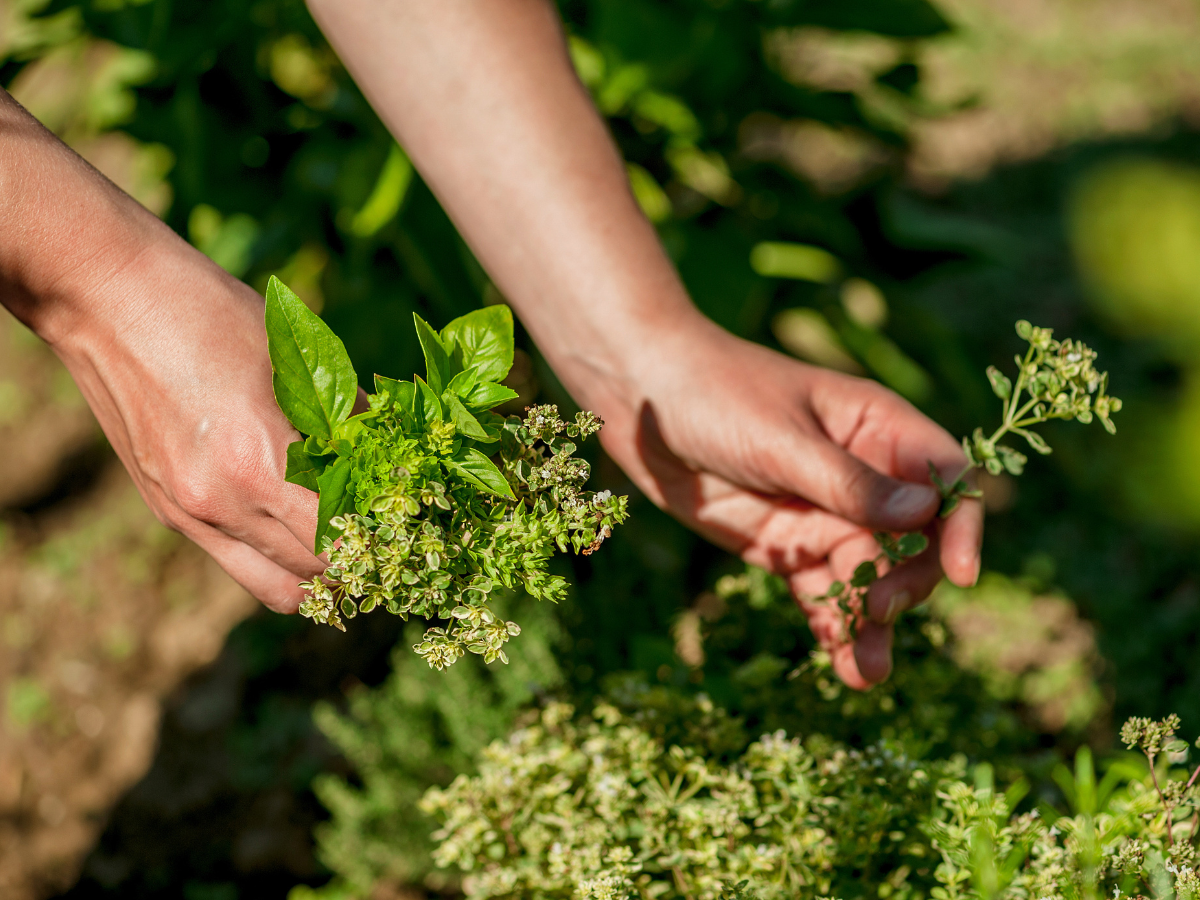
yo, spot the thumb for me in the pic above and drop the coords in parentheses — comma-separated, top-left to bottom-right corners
(783, 437, 940, 532)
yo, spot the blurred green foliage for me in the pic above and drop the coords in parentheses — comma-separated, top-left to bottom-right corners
(7, 0, 1200, 896)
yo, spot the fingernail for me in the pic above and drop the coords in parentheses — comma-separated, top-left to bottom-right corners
(884, 483, 937, 523)
(884, 590, 910, 624)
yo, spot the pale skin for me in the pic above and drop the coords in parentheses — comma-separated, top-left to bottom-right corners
(0, 0, 981, 689)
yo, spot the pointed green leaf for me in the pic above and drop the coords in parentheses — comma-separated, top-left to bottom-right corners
(415, 375, 442, 426)
(413, 313, 454, 394)
(444, 448, 515, 499)
(285, 440, 326, 492)
(447, 366, 480, 397)
(464, 381, 520, 412)
(265, 276, 357, 439)
(443, 392, 496, 442)
(315, 456, 355, 553)
(440, 305, 514, 382)
(374, 373, 415, 411)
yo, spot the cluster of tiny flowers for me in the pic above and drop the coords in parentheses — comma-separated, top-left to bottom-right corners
(419, 708, 1200, 900)
(420, 699, 959, 900)
(298, 402, 627, 669)
(965, 320, 1122, 477)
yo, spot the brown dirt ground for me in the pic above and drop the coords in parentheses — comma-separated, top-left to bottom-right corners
(0, 307, 258, 900)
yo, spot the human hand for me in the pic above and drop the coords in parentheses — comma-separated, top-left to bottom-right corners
(48, 244, 334, 612)
(581, 317, 982, 689)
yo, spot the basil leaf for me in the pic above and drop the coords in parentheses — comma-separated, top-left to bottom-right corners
(415, 375, 443, 426)
(305, 434, 336, 458)
(413, 313, 453, 394)
(445, 448, 515, 500)
(443, 392, 496, 442)
(285, 440, 327, 492)
(374, 374, 415, 411)
(265, 276, 357, 440)
(440, 305, 513, 382)
(447, 365, 480, 398)
(464, 381, 520, 412)
(315, 455, 355, 553)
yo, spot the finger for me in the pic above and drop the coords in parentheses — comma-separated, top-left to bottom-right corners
(190, 525, 311, 613)
(865, 544, 944, 624)
(852, 620, 894, 685)
(778, 435, 941, 534)
(264, 477, 324, 564)
(220, 513, 327, 581)
(939, 492, 983, 587)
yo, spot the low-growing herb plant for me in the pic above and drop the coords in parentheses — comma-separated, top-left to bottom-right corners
(816, 321, 1122, 636)
(264, 277, 628, 668)
(416, 708, 1200, 900)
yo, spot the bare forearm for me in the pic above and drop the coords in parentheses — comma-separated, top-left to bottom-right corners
(307, 0, 712, 414)
(0, 88, 171, 345)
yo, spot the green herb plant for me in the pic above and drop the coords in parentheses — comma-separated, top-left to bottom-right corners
(264, 276, 628, 668)
(815, 321, 1122, 638)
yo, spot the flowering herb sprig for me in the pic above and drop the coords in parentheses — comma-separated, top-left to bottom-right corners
(817, 321, 1122, 638)
(934, 319, 1123, 516)
(264, 277, 627, 668)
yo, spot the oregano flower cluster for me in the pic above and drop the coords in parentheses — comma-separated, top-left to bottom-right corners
(421, 706, 1200, 900)
(264, 277, 627, 668)
(817, 321, 1122, 636)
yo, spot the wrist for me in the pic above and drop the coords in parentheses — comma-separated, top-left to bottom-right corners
(524, 284, 719, 421)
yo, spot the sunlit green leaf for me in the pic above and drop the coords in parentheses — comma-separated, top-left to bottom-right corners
(315, 456, 354, 553)
(440, 306, 514, 382)
(414, 313, 453, 394)
(445, 448, 515, 500)
(265, 276, 357, 439)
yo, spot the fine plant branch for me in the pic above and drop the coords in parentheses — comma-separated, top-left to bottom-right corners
(264, 276, 628, 669)
(817, 321, 1122, 642)
(936, 319, 1122, 516)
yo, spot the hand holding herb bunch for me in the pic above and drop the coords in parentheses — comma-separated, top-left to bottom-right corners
(265, 277, 627, 668)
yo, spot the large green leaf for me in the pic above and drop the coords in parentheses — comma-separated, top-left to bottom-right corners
(464, 381, 520, 412)
(445, 448, 515, 500)
(441, 305, 514, 382)
(265, 276, 357, 440)
(315, 455, 355, 553)
(443, 392, 496, 442)
(285, 440, 327, 492)
(413, 313, 454, 394)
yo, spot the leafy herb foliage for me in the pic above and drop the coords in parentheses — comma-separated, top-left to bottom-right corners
(265, 277, 627, 667)
(418, 705, 1200, 900)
